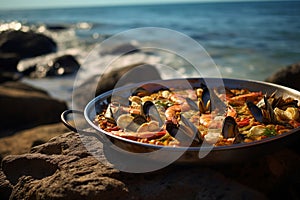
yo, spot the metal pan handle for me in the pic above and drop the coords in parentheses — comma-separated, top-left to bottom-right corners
(61, 110, 110, 144)
(61, 110, 86, 133)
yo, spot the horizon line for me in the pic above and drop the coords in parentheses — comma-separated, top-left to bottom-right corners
(0, 0, 295, 11)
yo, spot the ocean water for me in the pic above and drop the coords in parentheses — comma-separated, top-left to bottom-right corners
(1, 1, 300, 105)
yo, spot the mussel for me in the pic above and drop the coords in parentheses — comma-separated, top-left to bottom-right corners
(247, 96, 277, 124)
(104, 102, 123, 123)
(247, 95, 295, 128)
(142, 101, 165, 127)
(222, 116, 244, 144)
(263, 91, 298, 110)
(197, 86, 226, 115)
(166, 115, 203, 146)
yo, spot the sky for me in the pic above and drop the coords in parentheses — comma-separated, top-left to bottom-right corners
(0, 0, 283, 10)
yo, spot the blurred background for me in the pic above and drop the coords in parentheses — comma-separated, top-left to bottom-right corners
(1, 0, 299, 106)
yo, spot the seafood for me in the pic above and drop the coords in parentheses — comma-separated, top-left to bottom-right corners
(94, 84, 300, 147)
(247, 95, 296, 128)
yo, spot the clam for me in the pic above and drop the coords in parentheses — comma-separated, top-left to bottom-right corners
(274, 107, 299, 121)
(115, 100, 165, 133)
(116, 114, 134, 130)
(117, 114, 147, 132)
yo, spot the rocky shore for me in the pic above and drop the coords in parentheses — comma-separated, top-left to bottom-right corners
(1, 28, 300, 199)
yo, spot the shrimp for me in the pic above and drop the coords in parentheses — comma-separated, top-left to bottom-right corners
(226, 105, 237, 118)
(165, 92, 193, 124)
(227, 92, 263, 105)
(165, 104, 182, 124)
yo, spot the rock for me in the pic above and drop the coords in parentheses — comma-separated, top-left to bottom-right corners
(0, 132, 267, 199)
(47, 55, 80, 76)
(0, 30, 57, 72)
(0, 170, 12, 200)
(18, 54, 80, 78)
(46, 24, 69, 31)
(0, 30, 57, 59)
(73, 63, 162, 110)
(0, 81, 67, 132)
(0, 71, 23, 83)
(95, 62, 161, 96)
(265, 62, 300, 91)
(0, 123, 69, 161)
(0, 53, 20, 72)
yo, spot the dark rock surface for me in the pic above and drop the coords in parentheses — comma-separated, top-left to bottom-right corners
(19, 54, 80, 78)
(73, 63, 162, 110)
(0, 30, 57, 60)
(46, 24, 69, 31)
(265, 62, 300, 91)
(0, 72, 23, 83)
(0, 81, 67, 132)
(0, 53, 20, 72)
(0, 30, 57, 73)
(0, 132, 272, 200)
(0, 170, 12, 200)
(0, 123, 69, 161)
(48, 54, 80, 75)
(95, 62, 161, 96)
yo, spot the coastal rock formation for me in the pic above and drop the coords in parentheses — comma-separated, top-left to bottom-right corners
(0, 123, 69, 161)
(19, 54, 80, 78)
(265, 62, 300, 91)
(73, 63, 161, 110)
(0, 30, 57, 58)
(0, 53, 20, 72)
(0, 132, 269, 200)
(48, 54, 80, 76)
(0, 81, 67, 132)
(0, 30, 57, 72)
(0, 71, 22, 83)
(95, 62, 161, 96)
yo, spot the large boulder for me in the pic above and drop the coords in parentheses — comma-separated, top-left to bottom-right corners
(0, 71, 22, 83)
(0, 81, 67, 132)
(95, 62, 161, 96)
(0, 123, 69, 161)
(0, 30, 57, 72)
(0, 30, 57, 59)
(19, 54, 80, 78)
(265, 62, 300, 91)
(73, 63, 161, 110)
(0, 132, 270, 200)
(0, 53, 20, 72)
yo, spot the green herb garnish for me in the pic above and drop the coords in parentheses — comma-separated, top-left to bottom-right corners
(156, 100, 173, 108)
(263, 128, 277, 137)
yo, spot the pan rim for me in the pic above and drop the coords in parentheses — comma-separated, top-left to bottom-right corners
(84, 77, 300, 152)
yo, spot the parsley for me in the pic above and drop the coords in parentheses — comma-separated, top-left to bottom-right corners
(263, 128, 277, 137)
(156, 100, 173, 108)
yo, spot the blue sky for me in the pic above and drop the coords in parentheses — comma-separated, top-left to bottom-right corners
(0, 0, 283, 10)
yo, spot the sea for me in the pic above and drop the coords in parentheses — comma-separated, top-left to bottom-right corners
(1, 1, 300, 107)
